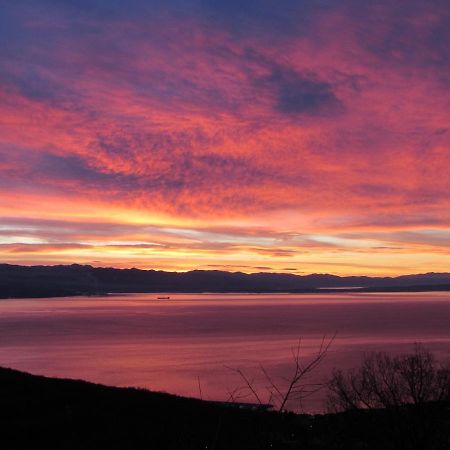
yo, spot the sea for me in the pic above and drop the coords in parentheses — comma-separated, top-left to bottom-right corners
(1, 292, 449, 412)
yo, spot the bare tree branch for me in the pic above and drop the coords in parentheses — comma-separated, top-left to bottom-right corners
(225, 366, 263, 405)
(225, 333, 337, 412)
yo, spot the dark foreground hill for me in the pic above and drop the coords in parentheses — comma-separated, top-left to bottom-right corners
(1, 367, 449, 450)
(1, 263, 450, 298)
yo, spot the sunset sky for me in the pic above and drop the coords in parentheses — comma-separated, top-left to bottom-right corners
(1, 0, 450, 275)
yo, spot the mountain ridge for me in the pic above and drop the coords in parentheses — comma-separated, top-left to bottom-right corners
(1, 263, 450, 298)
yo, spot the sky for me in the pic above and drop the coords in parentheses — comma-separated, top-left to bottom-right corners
(1, 0, 450, 276)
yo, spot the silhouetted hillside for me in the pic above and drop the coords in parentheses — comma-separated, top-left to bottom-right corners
(1, 263, 450, 298)
(1, 367, 449, 449)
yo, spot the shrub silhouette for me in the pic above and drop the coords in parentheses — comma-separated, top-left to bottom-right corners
(327, 344, 450, 412)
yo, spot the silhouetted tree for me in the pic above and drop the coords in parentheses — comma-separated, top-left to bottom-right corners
(227, 333, 336, 412)
(327, 345, 450, 450)
(327, 344, 450, 412)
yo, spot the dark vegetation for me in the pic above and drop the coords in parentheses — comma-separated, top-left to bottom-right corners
(1, 346, 449, 450)
(328, 345, 450, 411)
(327, 346, 450, 450)
(2, 263, 450, 298)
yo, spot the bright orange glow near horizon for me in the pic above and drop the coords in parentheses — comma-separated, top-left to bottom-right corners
(1, 1, 450, 276)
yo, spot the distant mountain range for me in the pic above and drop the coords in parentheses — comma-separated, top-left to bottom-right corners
(1, 264, 450, 298)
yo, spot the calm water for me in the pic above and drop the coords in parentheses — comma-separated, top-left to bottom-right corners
(1, 292, 450, 412)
